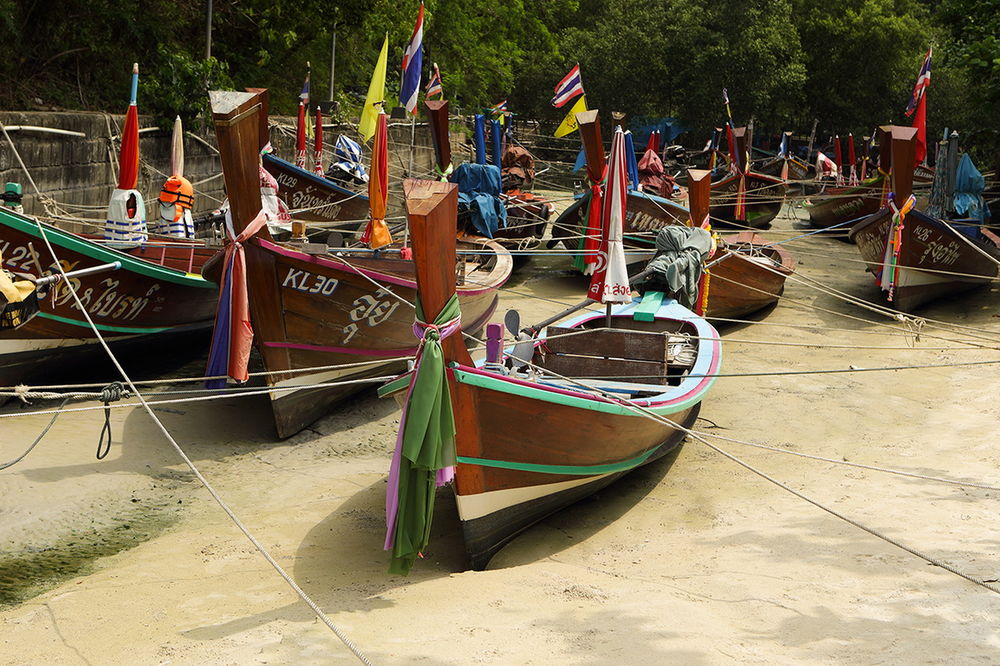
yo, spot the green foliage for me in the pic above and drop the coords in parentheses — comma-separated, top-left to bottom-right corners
(140, 48, 232, 130)
(0, 0, 994, 154)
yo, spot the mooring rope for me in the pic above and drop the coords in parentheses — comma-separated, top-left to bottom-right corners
(24, 215, 374, 664)
(510, 353, 1000, 596)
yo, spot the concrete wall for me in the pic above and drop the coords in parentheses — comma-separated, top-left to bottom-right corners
(0, 110, 466, 230)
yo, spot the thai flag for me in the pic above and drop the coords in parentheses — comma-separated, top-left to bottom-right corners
(905, 48, 931, 117)
(425, 62, 443, 99)
(551, 64, 584, 108)
(489, 99, 507, 115)
(300, 68, 310, 105)
(400, 3, 424, 115)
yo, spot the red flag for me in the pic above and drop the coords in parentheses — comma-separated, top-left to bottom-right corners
(912, 93, 927, 165)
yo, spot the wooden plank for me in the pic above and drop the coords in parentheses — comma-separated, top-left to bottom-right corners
(632, 290, 664, 322)
(687, 169, 712, 227)
(545, 326, 669, 363)
(539, 353, 666, 381)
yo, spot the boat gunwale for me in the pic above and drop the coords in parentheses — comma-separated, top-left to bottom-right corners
(0, 208, 213, 287)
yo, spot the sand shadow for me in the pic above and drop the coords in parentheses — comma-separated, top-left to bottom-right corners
(487, 445, 684, 569)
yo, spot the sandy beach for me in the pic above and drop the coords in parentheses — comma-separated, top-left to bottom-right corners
(2, 203, 999, 664)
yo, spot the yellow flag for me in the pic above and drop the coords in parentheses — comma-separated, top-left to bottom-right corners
(359, 34, 389, 143)
(554, 95, 587, 138)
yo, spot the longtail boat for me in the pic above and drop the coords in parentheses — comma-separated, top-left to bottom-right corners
(709, 126, 787, 229)
(425, 101, 552, 251)
(753, 131, 812, 188)
(686, 168, 795, 318)
(1, 67, 218, 387)
(249, 90, 370, 230)
(0, 209, 217, 386)
(379, 174, 721, 572)
(210, 90, 512, 438)
(848, 126, 1000, 312)
(555, 111, 794, 319)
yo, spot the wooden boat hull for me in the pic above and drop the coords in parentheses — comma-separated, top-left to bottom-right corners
(848, 208, 1000, 311)
(554, 194, 794, 318)
(246, 238, 512, 438)
(709, 170, 787, 229)
(551, 189, 690, 249)
(262, 153, 370, 228)
(492, 193, 553, 251)
(706, 232, 796, 318)
(0, 210, 217, 386)
(754, 155, 811, 189)
(804, 175, 885, 230)
(381, 296, 720, 569)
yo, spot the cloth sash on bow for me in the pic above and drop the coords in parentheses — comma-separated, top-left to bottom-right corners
(384, 293, 462, 575)
(879, 192, 916, 301)
(204, 209, 269, 389)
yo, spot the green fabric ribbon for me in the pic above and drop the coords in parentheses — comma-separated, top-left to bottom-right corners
(388, 293, 461, 575)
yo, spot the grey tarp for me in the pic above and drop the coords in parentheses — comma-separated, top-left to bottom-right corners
(641, 226, 713, 309)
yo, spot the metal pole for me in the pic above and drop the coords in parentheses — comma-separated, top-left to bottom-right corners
(205, 0, 213, 59)
(329, 29, 336, 102)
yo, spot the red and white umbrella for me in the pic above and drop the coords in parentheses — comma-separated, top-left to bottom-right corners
(588, 126, 632, 305)
(295, 101, 307, 168)
(105, 63, 147, 244)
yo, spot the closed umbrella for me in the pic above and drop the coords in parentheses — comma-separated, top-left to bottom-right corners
(361, 111, 392, 249)
(588, 126, 632, 308)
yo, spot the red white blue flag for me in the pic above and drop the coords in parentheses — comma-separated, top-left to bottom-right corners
(904, 48, 931, 117)
(400, 3, 424, 115)
(425, 62, 443, 99)
(551, 64, 584, 108)
(489, 99, 507, 116)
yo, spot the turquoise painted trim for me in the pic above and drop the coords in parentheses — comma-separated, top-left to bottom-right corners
(377, 373, 410, 397)
(457, 446, 661, 476)
(37, 311, 172, 334)
(632, 291, 664, 321)
(453, 368, 705, 415)
(0, 209, 213, 288)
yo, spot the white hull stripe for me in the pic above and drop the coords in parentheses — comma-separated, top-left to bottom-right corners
(455, 472, 615, 522)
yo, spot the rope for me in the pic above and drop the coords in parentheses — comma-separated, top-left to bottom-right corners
(26, 216, 374, 664)
(512, 355, 1000, 595)
(0, 397, 68, 470)
(95, 382, 126, 460)
(691, 427, 1000, 491)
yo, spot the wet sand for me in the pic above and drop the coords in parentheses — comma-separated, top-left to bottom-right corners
(2, 203, 1000, 663)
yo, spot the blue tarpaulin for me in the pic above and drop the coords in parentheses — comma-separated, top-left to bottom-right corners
(450, 163, 507, 238)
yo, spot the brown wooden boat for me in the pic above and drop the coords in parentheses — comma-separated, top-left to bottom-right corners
(425, 100, 552, 251)
(211, 89, 512, 438)
(0, 210, 217, 386)
(379, 178, 721, 571)
(555, 111, 794, 319)
(709, 127, 787, 229)
(247, 91, 370, 230)
(848, 126, 1000, 312)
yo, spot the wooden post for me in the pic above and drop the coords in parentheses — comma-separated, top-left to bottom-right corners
(210, 90, 267, 238)
(687, 169, 712, 227)
(425, 100, 451, 175)
(889, 126, 918, 202)
(576, 110, 605, 183)
(403, 179, 472, 366)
